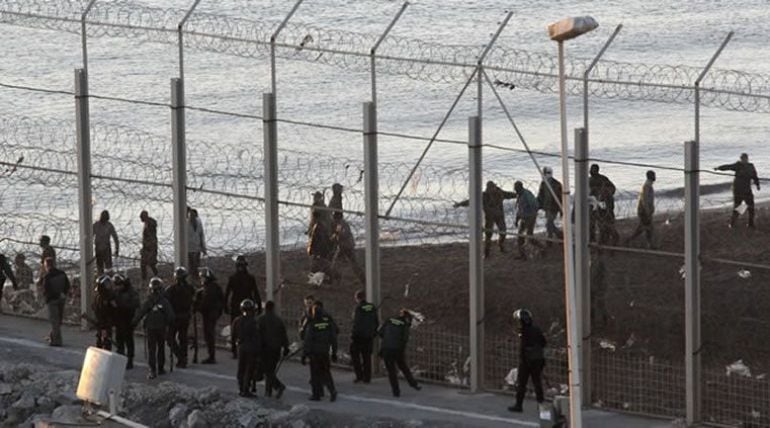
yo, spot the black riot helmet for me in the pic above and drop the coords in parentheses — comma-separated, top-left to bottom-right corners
(95, 274, 112, 291)
(240, 299, 256, 315)
(174, 266, 188, 281)
(149, 277, 164, 294)
(513, 308, 533, 327)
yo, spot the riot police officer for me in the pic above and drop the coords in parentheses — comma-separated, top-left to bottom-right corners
(165, 266, 194, 368)
(225, 256, 261, 359)
(232, 299, 260, 397)
(509, 308, 547, 413)
(350, 290, 378, 383)
(113, 273, 140, 369)
(195, 268, 225, 364)
(302, 301, 338, 402)
(378, 309, 421, 397)
(133, 278, 175, 379)
(90, 274, 117, 350)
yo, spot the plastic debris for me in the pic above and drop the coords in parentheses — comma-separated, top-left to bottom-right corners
(623, 402, 631, 410)
(404, 283, 410, 298)
(679, 265, 686, 280)
(307, 272, 325, 287)
(629, 300, 635, 308)
(599, 340, 616, 352)
(623, 333, 637, 349)
(408, 310, 426, 328)
(726, 359, 752, 378)
(504, 368, 518, 386)
(220, 325, 231, 338)
(738, 269, 751, 279)
(751, 410, 761, 419)
(559, 384, 569, 395)
(756, 373, 766, 380)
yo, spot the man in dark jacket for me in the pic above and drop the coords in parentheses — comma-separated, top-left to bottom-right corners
(93, 210, 119, 275)
(0, 253, 18, 291)
(225, 256, 261, 359)
(113, 273, 140, 369)
(378, 309, 421, 397)
(195, 268, 225, 364)
(302, 301, 338, 402)
(329, 183, 344, 226)
(716, 153, 761, 228)
(133, 277, 175, 379)
(139, 210, 159, 281)
(508, 309, 547, 413)
(42, 257, 69, 347)
(537, 167, 563, 247)
(90, 274, 117, 350)
(232, 299, 260, 397)
(454, 180, 516, 258)
(165, 266, 194, 368)
(257, 300, 290, 398)
(589, 164, 619, 245)
(350, 290, 378, 384)
(36, 235, 56, 294)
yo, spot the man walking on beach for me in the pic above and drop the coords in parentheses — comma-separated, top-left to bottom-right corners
(625, 170, 656, 248)
(715, 153, 760, 229)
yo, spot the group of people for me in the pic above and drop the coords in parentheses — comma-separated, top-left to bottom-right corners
(306, 183, 365, 286)
(298, 292, 422, 400)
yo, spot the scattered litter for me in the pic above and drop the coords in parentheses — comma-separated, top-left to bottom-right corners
(649, 356, 656, 365)
(593, 400, 603, 408)
(623, 333, 637, 349)
(559, 384, 569, 395)
(735, 202, 748, 215)
(599, 339, 616, 352)
(751, 410, 761, 419)
(679, 265, 686, 280)
(404, 283, 410, 298)
(756, 373, 766, 380)
(726, 359, 752, 378)
(738, 269, 752, 279)
(445, 360, 464, 385)
(408, 310, 426, 328)
(629, 300, 635, 308)
(504, 368, 518, 386)
(623, 402, 631, 410)
(307, 272, 325, 287)
(664, 218, 671, 226)
(380, 230, 401, 241)
(220, 325, 231, 338)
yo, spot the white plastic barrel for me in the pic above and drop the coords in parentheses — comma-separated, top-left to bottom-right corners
(76, 346, 128, 406)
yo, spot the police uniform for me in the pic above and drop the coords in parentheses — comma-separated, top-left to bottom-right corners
(133, 292, 175, 378)
(303, 309, 338, 400)
(350, 300, 378, 383)
(378, 314, 420, 397)
(195, 278, 225, 363)
(165, 278, 194, 366)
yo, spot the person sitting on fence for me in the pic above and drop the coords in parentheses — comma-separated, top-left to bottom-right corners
(453, 180, 516, 258)
(715, 153, 760, 229)
(308, 191, 331, 236)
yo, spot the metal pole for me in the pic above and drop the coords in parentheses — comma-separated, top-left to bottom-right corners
(171, 78, 188, 269)
(178, 0, 202, 82)
(579, 24, 621, 406)
(558, 41, 583, 428)
(263, 93, 280, 304)
(468, 115, 483, 392)
(363, 102, 380, 308)
(270, 0, 304, 96)
(75, 68, 94, 330)
(81, 0, 97, 73)
(686, 31, 731, 426)
(370, 2, 409, 105)
(684, 139, 701, 426)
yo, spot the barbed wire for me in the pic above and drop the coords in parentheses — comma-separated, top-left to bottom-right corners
(1, 0, 769, 112)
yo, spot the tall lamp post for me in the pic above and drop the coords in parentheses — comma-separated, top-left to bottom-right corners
(548, 16, 598, 428)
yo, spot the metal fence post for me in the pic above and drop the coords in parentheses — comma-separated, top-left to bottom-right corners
(75, 68, 94, 330)
(363, 102, 380, 307)
(684, 140, 701, 425)
(263, 93, 280, 304)
(171, 78, 188, 269)
(468, 115, 484, 392)
(574, 127, 591, 405)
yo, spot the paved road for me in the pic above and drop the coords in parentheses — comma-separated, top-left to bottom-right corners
(0, 314, 674, 427)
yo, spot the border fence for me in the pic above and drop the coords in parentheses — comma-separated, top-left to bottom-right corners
(2, 1, 770, 427)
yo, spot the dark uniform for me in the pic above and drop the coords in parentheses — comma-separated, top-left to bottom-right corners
(195, 277, 225, 364)
(257, 304, 289, 397)
(232, 311, 260, 396)
(350, 299, 378, 383)
(379, 313, 421, 397)
(456, 181, 516, 257)
(165, 277, 195, 367)
(589, 165, 619, 246)
(716, 157, 760, 228)
(37, 239, 56, 294)
(114, 277, 140, 368)
(226, 265, 261, 357)
(303, 308, 338, 401)
(92, 279, 117, 350)
(0, 254, 18, 291)
(133, 289, 175, 378)
(42, 265, 69, 346)
(537, 172, 563, 246)
(511, 312, 547, 412)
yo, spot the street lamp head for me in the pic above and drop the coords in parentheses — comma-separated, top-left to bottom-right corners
(548, 16, 598, 42)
